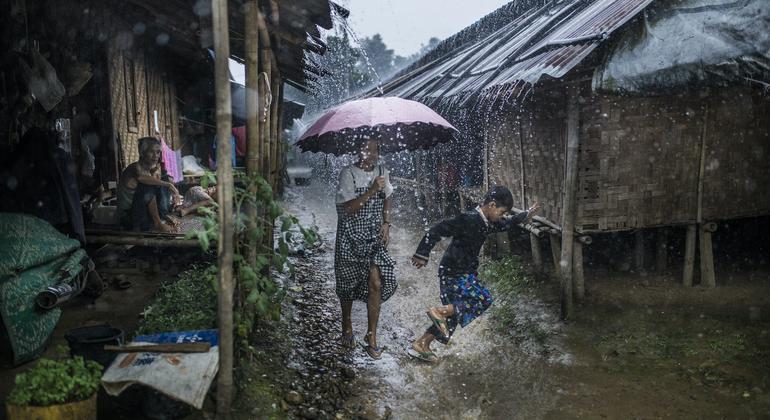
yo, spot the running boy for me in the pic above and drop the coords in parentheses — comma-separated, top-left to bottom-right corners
(408, 186, 539, 362)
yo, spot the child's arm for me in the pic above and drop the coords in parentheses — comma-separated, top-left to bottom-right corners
(494, 202, 541, 232)
(412, 214, 466, 263)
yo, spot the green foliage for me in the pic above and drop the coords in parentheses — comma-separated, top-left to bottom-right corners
(136, 264, 218, 335)
(8, 354, 102, 406)
(188, 171, 317, 345)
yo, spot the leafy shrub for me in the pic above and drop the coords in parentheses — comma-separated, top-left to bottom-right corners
(136, 264, 218, 335)
(8, 356, 101, 406)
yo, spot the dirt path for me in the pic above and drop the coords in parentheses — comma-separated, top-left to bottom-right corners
(282, 184, 564, 419)
(280, 183, 770, 420)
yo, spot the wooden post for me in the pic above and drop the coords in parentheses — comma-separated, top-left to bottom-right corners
(530, 233, 543, 272)
(574, 241, 585, 301)
(244, 0, 259, 267)
(700, 223, 717, 288)
(633, 230, 645, 273)
(212, 0, 234, 415)
(549, 232, 561, 278)
(559, 85, 580, 320)
(655, 228, 668, 272)
(683, 224, 696, 287)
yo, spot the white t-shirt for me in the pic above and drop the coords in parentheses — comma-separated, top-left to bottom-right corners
(335, 164, 394, 204)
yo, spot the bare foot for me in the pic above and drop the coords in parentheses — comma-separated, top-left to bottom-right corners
(164, 215, 181, 228)
(153, 222, 176, 233)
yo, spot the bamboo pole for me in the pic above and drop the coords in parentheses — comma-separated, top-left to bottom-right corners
(244, 0, 260, 267)
(212, 0, 234, 415)
(559, 85, 580, 320)
(530, 233, 543, 272)
(574, 241, 585, 301)
(655, 228, 668, 272)
(634, 230, 645, 272)
(700, 223, 716, 287)
(683, 224, 696, 287)
(549, 232, 561, 278)
(257, 11, 272, 181)
(270, 68, 280, 190)
(276, 82, 285, 193)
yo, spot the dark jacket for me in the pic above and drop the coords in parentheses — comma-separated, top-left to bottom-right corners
(413, 209, 529, 277)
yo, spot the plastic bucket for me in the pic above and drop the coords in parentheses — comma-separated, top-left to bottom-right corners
(64, 325, 124, 369)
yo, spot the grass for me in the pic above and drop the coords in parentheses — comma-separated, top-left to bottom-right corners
(136, 263, 218, 335)
(481, 256, 554, 348)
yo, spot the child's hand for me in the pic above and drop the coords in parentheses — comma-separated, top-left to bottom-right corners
(410, 256, 426, 268)
(527, 201, 541, 221)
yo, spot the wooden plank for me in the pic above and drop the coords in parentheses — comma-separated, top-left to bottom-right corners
(105, 343, 211, 353)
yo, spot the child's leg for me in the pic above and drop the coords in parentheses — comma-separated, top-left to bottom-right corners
(412, 331, 436, 354)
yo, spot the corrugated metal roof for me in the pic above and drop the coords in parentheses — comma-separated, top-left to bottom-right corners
(373, 0, 654, 102)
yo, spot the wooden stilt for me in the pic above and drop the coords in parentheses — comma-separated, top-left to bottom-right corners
(683, 224, 696, 287)
(655, 228, 668, 272)
(549, 232, 561, 278)
(530, 232, 543, 272)
(559, 86, 580, 320)
(699, 223, 717, 288)
(574, 241, 585, 301)
(634, 230, 644, 272)
(212, 0, 234, 415)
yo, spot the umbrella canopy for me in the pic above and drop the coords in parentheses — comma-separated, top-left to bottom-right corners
(297, 97, 458, 155)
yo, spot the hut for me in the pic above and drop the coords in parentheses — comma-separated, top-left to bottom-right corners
(367, 0, 770, 316)
(0, 0, 342, 246)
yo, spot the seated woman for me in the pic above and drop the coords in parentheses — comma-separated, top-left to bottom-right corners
(116, 137, 180, 233)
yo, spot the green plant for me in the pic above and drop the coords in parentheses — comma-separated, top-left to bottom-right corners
(188, 171, 317, 346)
(7, 355, 101, 406)
(137, 263, 218, 335)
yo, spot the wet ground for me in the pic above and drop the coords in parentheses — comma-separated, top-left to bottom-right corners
(264, 182, 770, 420)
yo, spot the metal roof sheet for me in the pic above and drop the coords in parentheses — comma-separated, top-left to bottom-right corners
(374, 0, 654, 102)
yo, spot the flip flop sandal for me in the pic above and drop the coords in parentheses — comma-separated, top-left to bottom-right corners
(359, 335, 385, 359)
(362, 343, 383, 360)
(426, 310, 449, 338)
(406, 347, 438, 364)
(113, 276, 133, 290)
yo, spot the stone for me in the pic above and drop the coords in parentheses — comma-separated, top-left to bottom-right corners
(286, 390, 304, 405)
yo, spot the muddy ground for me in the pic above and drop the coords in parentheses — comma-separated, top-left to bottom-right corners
(238, 183, 770, 420)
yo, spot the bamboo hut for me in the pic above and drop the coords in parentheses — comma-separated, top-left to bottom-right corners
(367, 0, 770, 316)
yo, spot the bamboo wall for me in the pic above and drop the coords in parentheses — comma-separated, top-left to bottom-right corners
(485, 85, 770, 232)
(487, 92, 567, 226)
(108, 41, 181, 169)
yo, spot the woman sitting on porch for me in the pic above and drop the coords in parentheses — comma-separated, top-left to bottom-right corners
(116, 137, 181, 233)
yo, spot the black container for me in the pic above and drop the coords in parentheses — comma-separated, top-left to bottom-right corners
(64, 324, 124, 369)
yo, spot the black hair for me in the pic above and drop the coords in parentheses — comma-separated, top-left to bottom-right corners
(483, 185, 513, 210)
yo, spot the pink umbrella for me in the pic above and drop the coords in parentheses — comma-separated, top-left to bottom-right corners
(297, 97, 458, 155)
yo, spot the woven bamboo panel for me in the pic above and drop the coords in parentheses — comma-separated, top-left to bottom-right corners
(486, 95, 566, 225)
(576, 86, 770, 231)
(577, 93, 702, 231)
(109, 45, 149, 168)
(701, 87, 770, 221)
(109, 45, 181, 170)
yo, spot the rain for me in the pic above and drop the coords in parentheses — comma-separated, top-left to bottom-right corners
(0, 0, 769, 419)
